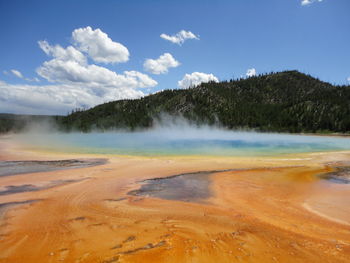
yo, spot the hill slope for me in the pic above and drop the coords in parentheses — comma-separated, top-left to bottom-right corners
(58, 71, 350, 133)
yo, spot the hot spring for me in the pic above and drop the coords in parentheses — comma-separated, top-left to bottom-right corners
(12, 126, 350, 156)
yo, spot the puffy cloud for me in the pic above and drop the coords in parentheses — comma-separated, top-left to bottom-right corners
(0, 80, 144, 115)
(10, 69, 23, 79)
(0, 28, 157, 114)
(178, 72, 219, 89)
(36, 40, 157, 97)
(246, 68, 257, 77)
(123, 71, 158, 88)
(0, 81, 93, 114)
(72, 26, 129, 64)
(38, 40, 87, 65)
(37, 57, 156, 92)
(160, 30, 199, 45)
(143, 53, 180, 74)
(301, 0, 322, 6)
(347, 77, 350, 83)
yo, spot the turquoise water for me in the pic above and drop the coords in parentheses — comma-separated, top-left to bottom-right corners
(15, 128, 350, 156)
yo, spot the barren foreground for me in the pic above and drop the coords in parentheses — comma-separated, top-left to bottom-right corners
(0, 139, 350, 262)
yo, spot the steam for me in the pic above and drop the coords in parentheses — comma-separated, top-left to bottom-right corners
(8, 114, 350, 157)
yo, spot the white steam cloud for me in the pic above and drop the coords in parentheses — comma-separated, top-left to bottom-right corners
(11, 114, 350, 158)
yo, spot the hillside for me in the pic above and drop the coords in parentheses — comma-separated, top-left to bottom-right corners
(1, 71, 350, 134)
(58, 71, 350, 133)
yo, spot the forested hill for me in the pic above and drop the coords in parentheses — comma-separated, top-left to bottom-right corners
(58, 71, 350, 133)
(2, 71, 350, 134)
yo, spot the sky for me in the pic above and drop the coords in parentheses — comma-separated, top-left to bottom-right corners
(0, 0, 349, 115)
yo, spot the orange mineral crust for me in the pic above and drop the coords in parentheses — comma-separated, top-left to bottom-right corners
(0, 141, 350, 262)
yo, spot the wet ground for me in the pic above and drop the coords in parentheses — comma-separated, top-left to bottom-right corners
(0, 159, 107, 177)
(128, 169, 239, 202)
(0, 179, 86, 195)
(320, 163, 350, 184)
(1, 145, 350, 262)
(0, 200, 41, 218)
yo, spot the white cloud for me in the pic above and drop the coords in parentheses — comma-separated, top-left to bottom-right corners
(347, 77, 350, 83)
(0, 80, 145, 115)
(36, 40, 156, 96)
(178, 72, 219, 89)
(10, 69, 23, 79)
(160, 30, 199, 45)
(72, 26, 129, 64)
(39, 40, 87, 65)
(301, 0, 323, 6)
(26, 77, 40, 82)
(26, 77, 40, 83)
(0, 81, 92, 114)
(246, 68, 257, 77)
(9, 69, 40, 82)
(143, 53, 180, 74)
(0, 28, 157, 114)
(123, 71, 159, 88)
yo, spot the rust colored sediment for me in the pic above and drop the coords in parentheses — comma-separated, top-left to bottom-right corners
(0, 139, 350, 262)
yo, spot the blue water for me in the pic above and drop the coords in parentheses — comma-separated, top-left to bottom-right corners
(15, 128, 350, 156)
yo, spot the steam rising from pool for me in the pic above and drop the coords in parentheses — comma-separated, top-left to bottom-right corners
(11, 120, 350, 156)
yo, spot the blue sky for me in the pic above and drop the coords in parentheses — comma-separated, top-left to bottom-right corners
(0, 0, 349, 115)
